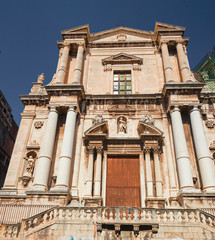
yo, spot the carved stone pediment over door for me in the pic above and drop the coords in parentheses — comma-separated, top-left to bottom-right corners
(84, 120, 108, 143)
(137, 118, 163, 147)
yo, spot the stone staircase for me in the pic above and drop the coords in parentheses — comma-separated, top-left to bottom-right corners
(0, 206, 214, 239)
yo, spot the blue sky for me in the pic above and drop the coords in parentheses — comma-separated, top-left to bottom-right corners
(0, 0, 215, 124)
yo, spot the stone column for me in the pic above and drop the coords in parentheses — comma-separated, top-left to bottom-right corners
(190, 106, 215, 192)
(176, 41, 191, 82)
(32, 105, 59, 191)
(139, 153, 146, 207)
(170, 105, 195, 192)
(85, 147, 94, 197)
(94, 147, 103, 197)
(56, 42, 70, 84)
(161, 41, 174, 82)
(145, 148, 153, 197)
(51, 105, 77, 192)
(153, 148, 163, 197)
(73, 42, 85, 84)
(70, 117, 84, 197)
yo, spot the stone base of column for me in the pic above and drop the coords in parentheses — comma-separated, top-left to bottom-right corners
(83, 196, 103, 207)
(72, 81, 80, 85)
(146, 197, 166, 208)
(55, 82, 64, 85)
(70, 187, 79, 198)
(203, 187, 215, 194)
(179, 187, 201, 194)
(0, 188, 18, 196)
(85, 181, 92, 197)
(147, 182, 153, 197)
(50, 186, 69, 193)
(27, 184, 47, 193)
(94, 181, 101, 197)
(67, 199, 82, 207)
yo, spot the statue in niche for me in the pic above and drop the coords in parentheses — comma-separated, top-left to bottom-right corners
(92, 114, 104, 125)
(141, 115, 155, 125)
(118, 117, 127, 134)
(22, 152, 37, 186)
(25, 156, 35, 175)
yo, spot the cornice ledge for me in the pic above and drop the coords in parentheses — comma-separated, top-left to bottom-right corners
(20, 94, 49, 106)
(88, 41, 154, 48)
(85, 93, 162, 100)
(162, 82, 205, 96)
(200, 92, 215, 99)
(45, 84, 85, 98)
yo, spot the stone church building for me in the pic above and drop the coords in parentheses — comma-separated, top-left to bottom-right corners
(0, 22, 215, 239)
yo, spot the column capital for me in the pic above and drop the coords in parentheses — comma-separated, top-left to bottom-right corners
(189, 104, 202, 113)
(47, 104, 60, 113)
(160, 40, 169, 46)
(152, 147, 161, 154)
(87, 146, 94, 154)
(66, 104, 78, 113)
(63, 41, 72, 48)
(144, 147, 151, 153)
(170, 105, 180, 113)
(96, 147, 103, 153)
(176, 39, 186, 45)
(77, 41, 86, 50)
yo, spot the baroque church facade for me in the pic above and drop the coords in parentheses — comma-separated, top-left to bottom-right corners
(0, 22, 215, 239)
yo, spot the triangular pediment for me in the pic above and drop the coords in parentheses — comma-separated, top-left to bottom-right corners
(102, 53, 143, 65)
(138, 121, 163, 136)
(85, 121, 108, 136)
(90, 26, 154, 43)
(155, 22, 185, 36)
(61, 24, 90, 39)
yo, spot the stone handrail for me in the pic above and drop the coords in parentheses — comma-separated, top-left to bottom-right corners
(0, 207, 215, 238)
(199, 208, 215, 217)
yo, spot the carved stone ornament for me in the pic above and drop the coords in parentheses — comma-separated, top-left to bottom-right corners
(31, 140, 39, 145)
(205, 120, 214, 128)
(117, 33, 127, 41)
(117, 116, 127, 134)
(133, 63, 141, 71)
(34, 121, 44, 129)
(30, 73, 47, 95)
(92, 115, 104, 125)
(37, 73, 45, 84)
(104, 64, 112, 71)
(141, 115, 155, 125)
(30, 84, 43, 94)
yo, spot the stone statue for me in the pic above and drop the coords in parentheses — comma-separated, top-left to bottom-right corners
(118, 117, 127, 133)
(25, 156, 35, 174)
(141, 115, 155, 125)
(37, 73, 45, 84)
(92, 115, 104, 125)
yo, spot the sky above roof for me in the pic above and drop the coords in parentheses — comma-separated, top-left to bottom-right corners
(1, 0, 215, 124)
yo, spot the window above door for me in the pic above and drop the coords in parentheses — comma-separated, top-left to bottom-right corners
(113, 71, 132, 95)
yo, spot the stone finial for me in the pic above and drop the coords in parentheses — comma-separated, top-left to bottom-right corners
(141, 115, 155, 125)
(92, 115, 104, 125)
(37, 73, 45, 84)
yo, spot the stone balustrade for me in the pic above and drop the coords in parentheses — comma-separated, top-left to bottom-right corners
(0, 224, 20, 238)
(0, 207, 214, 238)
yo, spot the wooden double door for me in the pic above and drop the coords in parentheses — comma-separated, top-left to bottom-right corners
(106, 156, 141, 207)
